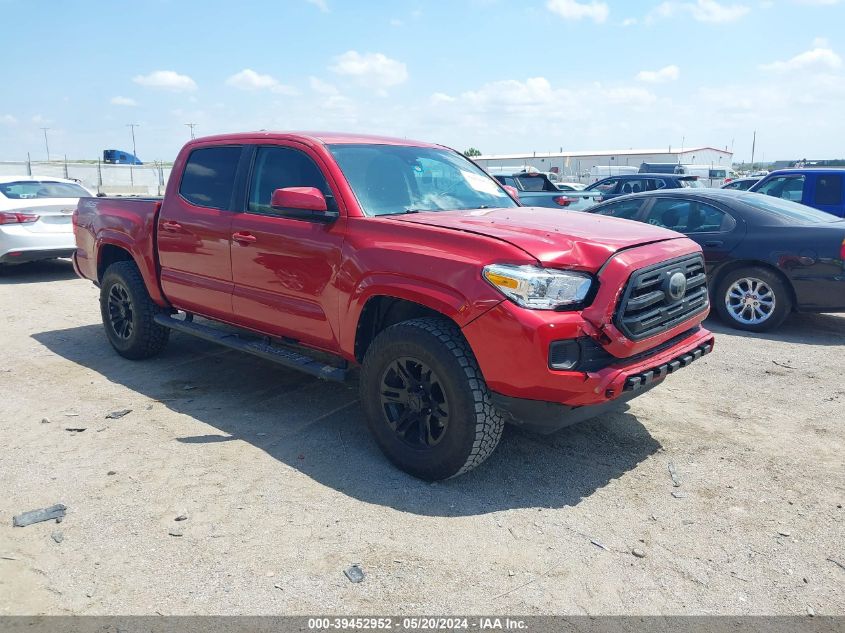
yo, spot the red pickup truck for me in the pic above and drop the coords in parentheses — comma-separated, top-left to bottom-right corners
(73, 131, 713, 480)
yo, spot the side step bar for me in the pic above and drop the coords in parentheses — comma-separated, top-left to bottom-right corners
(153, 314, 348, 382)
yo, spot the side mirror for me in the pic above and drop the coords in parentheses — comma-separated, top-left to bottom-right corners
(503, 185, 520, 201)
(270, 187, 338, 222)
(271, 187, 328, 212)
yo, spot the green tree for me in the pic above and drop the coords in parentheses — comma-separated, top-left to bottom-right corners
(463, 147, 481, 157)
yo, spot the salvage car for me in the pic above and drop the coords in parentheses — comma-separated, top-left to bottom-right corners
(587, 189, 845, 332)
(749, 168, 845, 218)
(1, 176, 93, 265)
(73, 132, 714, 480)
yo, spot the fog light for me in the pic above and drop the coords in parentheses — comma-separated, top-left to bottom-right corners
(549, 340, 581, 370)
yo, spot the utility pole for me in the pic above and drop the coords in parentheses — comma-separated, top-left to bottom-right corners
(41, 127, 51, 161)
(127, 123, 139, 187)
(750, 130, 756, 170)
(185, 123, 197, 139)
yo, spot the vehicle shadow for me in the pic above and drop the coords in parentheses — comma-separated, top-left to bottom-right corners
(0, 259, 77, 284)
(704, 312, 845, 346)
(32, 324, 662, 517)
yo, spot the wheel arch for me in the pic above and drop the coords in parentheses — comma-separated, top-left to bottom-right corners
(354, 295, 462, 364)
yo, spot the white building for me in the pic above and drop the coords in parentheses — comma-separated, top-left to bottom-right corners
(475, 147, 733, 182)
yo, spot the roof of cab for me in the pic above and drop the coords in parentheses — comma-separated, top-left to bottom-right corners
(185, 131, 442, 148)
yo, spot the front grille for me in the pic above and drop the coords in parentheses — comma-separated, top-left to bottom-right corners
(615, 254, 708, 341)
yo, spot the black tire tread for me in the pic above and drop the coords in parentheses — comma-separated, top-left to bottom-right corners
(100, 261, 170, 359)
(360, 317, 504, 479)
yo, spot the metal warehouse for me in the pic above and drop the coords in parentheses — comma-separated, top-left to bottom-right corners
(474, 147, 734, 178)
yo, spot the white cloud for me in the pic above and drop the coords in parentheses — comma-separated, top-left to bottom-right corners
(329, 51, 408, 89)
(760, 45, 842, 71)
(225, 69, 299, 95)
(133, 70, 197, 92)
(430, 92, 456, 104)
(306, 0, 329, 12)
(636, 65, 681, 83)
(649, 0, 750, 23)
(792, 0, 841, 4)
(110, 96, 137, 106)
(310, 76, 339, 95)
(546, 0, 609, 23)
(390, 18, 404, 26)
(31, 114, 50, 124)
(622, 17, 638, 25)
(1, 114, 17, 125)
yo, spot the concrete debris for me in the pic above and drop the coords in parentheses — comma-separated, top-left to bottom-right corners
(13, 504, 67, 527)
(344, 564, 365, 583)
(105, 409, 132, 419)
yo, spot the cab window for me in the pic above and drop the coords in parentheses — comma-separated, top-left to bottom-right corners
(179, 146, 243, 210)
(815, 175, 842, 206)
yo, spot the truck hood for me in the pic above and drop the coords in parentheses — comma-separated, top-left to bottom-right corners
(389, 207, 684, 271)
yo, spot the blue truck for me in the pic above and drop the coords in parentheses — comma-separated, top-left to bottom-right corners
(103, 149, 143, 165)
(749, 168, 845, 217)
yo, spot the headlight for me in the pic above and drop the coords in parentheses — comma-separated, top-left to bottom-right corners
(482, 264, 592, 310)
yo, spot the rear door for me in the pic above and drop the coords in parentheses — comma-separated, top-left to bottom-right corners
(640, 197, 745, 270)
(229, 143, 345, 351)
(809, 173, 844, 217)
(157, 144, 243, 321)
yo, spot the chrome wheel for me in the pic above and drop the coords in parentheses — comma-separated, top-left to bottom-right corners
(725, 277, 775, 325)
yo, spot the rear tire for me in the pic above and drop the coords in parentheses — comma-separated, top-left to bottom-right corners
(100, 261, 170, 359)
(714, 266, 792, 332)
(359, 317, 504, 480)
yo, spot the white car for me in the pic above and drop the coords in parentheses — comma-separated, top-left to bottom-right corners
(0, 176, 93, 265)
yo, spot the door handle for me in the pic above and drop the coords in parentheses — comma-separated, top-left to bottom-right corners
(161, 220, 183, 232)
(232, 232, 257, 244)
(704, 240, 723, 247)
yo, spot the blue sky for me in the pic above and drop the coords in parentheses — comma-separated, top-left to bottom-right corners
(1, 0, 843, 163)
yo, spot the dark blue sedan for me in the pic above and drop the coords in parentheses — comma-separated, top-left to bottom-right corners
(586, 189, 845, 332)
(585, 173, 704, 201)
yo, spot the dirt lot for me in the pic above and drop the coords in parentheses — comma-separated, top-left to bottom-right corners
(0, 259, 843, 616)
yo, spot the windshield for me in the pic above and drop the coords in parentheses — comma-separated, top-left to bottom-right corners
(738, 193, 840, 224)
(328, 144, 518, 216)
(0, 180, 90, 199)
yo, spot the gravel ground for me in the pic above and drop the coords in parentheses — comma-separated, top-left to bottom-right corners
(0, 259, 843, 615)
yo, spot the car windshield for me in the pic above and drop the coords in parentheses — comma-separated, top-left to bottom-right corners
(0, 180, 89, 199)
(328, 144, 518, 216)
(738, 193, 840, 224)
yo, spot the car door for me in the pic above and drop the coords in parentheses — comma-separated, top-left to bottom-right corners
(640, 197, 745, 271)
(157, 144, 243, 321)
(229, 143, 345, 351)
(809, 173, 844, 217)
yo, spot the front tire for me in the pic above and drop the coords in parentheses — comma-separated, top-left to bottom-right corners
(100, 261, 170, 359)
(715, 266, 792, 332)
(359, 318, 504, 480)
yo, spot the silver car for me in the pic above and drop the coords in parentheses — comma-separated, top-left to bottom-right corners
(0, 176, 93, 265)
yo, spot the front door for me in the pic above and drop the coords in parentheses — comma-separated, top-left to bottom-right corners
(229, 144, 345, 352)
(157, 144, 243, 321)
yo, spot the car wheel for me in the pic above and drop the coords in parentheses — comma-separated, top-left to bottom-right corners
(715, 267, 792, 332)
(359, 317, 504, 480)
(100, 261, 170, 359)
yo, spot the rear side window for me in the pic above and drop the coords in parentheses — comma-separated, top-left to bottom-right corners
(595, 199, 644, 219)
(815, 175, 843, 205)
(642, 199, 735, 233)
(179, 146, 242, 210)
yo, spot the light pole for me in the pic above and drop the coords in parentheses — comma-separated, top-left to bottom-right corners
(41, 127, 51, 161)
(185, 123, 197, 139)
(127, 123, 139, 187)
